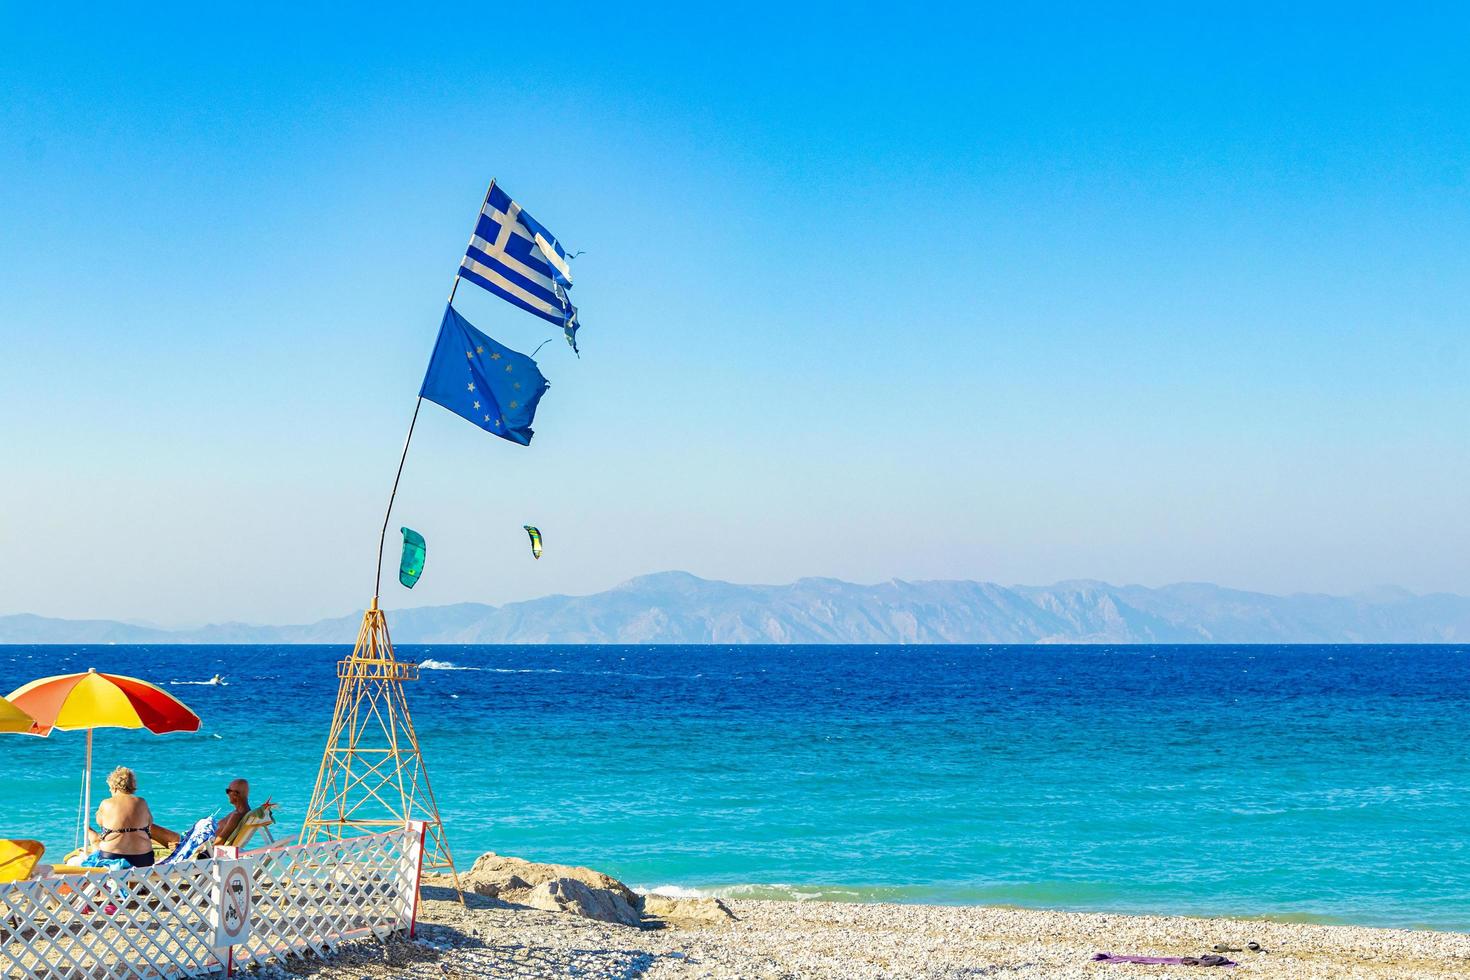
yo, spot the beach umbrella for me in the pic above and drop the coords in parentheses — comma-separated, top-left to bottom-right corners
(0, 696, 36, 733)
(6, 668, 201, 848)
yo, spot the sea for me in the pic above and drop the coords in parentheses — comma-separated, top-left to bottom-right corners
(2, 644, 1467, 931)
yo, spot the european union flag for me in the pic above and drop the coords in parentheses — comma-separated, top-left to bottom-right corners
(419, 305, 549, 445)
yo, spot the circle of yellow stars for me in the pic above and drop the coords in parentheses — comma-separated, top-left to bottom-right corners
(462, 345, 522, 427)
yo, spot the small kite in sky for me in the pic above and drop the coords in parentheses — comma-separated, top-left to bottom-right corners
(399, 527, 426, 587)
(523, 525, 543, 560)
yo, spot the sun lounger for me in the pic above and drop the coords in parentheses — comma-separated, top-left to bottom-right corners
(221, 800, 293, 851)
(0, 840, 45, 882)
(5, 839, 124, 881)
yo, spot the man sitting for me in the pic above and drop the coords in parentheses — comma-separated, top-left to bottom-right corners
(216, 778, 253, 844)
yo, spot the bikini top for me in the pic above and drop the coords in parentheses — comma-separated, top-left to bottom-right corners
(98, 819, 151, 840)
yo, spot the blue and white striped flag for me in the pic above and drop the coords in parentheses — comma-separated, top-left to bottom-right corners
(457, 181, 580, 353)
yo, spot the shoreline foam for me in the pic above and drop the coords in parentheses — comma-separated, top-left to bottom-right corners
(631, 883, 1432, 932)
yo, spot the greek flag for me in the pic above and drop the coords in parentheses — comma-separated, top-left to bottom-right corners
(458, 181, 580, 353)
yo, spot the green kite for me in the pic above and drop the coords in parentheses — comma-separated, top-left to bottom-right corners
(523, 525, 543, 560)
(399, 527, 426, 588)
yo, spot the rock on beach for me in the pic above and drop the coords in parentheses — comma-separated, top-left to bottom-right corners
(524, 875, 643, 927)
(458, 852, 645, 926)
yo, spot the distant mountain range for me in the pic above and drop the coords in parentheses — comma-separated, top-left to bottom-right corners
(3, 572, 1470, 644)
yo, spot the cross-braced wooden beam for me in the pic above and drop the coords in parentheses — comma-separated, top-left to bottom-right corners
(301, 603, 461, 887)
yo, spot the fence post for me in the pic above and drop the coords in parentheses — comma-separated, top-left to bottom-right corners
(213, 845, 242, 977)
(404, 821, 428, 939)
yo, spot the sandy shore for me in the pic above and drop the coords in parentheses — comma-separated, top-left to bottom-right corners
(274, 887, 1470, 980)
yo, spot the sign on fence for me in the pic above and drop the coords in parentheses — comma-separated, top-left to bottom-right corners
(212, 857, 255, 949)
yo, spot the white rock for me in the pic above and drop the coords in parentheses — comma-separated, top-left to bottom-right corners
(524, 875, 644, 927)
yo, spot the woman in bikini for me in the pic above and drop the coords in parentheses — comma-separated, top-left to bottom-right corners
(88, 766, 175, 867)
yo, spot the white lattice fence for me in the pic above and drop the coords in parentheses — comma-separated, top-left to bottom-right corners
(0, 824, 425, 980)
(226, 823, 423, 970)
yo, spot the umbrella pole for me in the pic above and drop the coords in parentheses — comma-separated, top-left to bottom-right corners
(83, 729, 93, 847)
(75, 756, 85, 853)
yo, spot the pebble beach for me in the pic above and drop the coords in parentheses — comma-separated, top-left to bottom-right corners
(295, 890, 1470, 980)
(247, 851, 1470, 980)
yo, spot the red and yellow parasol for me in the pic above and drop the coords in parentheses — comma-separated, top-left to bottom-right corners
(0, 696, 36, 734)
(8, 668, 200, 736)
(6, 668, 201, 847)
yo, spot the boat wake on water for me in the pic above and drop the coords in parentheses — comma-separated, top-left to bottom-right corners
(169, 674, 226, 687)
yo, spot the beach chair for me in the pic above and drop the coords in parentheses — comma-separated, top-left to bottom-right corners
(18, 839, 118, 879)
(42, 820, 215, 921)
(1, 840, 47, 936)
(222, 800, 293, 851)
(0, 839, 45, 882)
(12, 849, 139, 923)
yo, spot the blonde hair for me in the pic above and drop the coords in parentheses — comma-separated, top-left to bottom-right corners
(106, 766, 137, 795)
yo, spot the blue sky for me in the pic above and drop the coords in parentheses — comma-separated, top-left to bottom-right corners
(2, 5, 1468, 624)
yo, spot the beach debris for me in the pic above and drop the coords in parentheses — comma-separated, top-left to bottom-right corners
(1093, 952, 1236, 967)
(399, 527, 426, 588)
(523, 525, 544, 559)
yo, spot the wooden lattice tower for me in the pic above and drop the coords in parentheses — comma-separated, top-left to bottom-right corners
(302, 600, 460, 883)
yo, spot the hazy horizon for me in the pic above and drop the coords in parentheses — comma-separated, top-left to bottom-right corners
(3, 569, 1464, 634)
(4, 8, 1468, 623)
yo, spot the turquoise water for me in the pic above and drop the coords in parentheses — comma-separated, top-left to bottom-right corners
(3, 644, 1468, 930)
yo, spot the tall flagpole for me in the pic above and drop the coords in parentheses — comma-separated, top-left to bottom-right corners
(371, 180, 494, 603)
(373, 397, 423, 603)
(314, 181, 503, 889)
